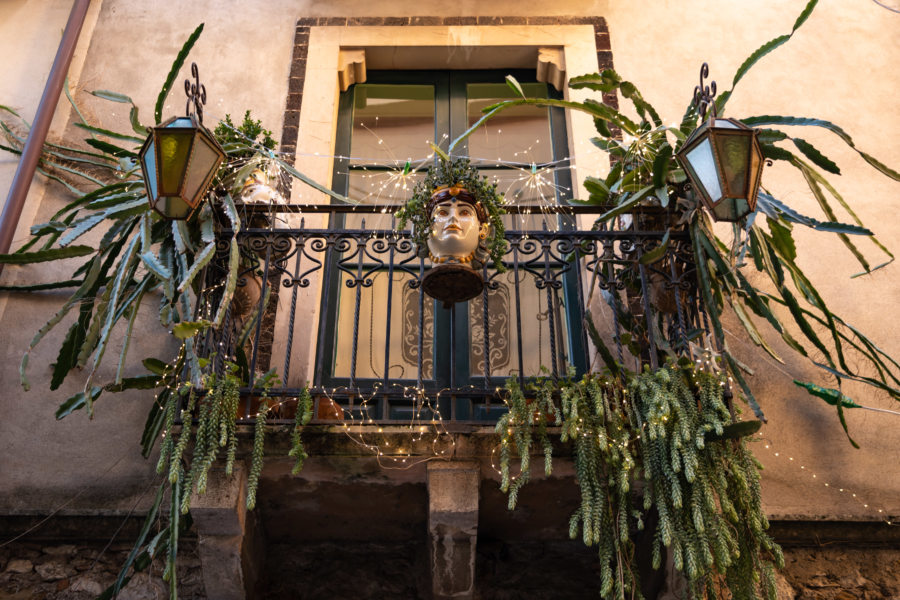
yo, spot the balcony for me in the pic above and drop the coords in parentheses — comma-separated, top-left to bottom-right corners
(200, 204, 703, 426)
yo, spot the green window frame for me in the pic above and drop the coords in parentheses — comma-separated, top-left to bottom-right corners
(318, 69, 585, 420)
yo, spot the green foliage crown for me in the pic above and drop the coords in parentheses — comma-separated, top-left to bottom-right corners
(395, 156, 507, 270)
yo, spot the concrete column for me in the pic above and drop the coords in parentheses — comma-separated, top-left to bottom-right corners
(189, 464, 262, 600)
(426, 461, 480, 600)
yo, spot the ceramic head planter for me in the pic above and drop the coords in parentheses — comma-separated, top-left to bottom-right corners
(240, 167, 285, 205)
(395, 156, 507, 306)
(235, 160, 285, 228)
(426, 185, 491, 267)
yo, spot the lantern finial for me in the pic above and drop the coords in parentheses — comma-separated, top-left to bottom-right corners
(693, 63, 717, 120)
(139, 62, 224, 220)
(184, 62, 207, 124)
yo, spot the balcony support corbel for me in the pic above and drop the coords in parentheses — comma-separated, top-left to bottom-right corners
(190, 463, 263, 599)
(536, 47, 566, 92)
(427, 460, 480, 600)
(338, 49, 367, 92)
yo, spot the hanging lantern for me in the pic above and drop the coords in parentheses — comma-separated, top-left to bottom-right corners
(139, 63, 225, 219)
(675, 63, 764, 222)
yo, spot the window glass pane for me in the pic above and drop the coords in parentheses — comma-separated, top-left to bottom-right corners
(347, 169, 424, 205)
(157, 130, 193, 195)
(469, 269, 571, 378)
(479, 168, 570, 207)
(343, 170, 425, 229)
(467, 82, 553, 165)
(477, 169, 572, 230)
(332, 270, 434, 381)
(350, 84, 435, 166)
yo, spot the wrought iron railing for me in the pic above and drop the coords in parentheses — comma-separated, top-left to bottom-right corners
(200, 205, 705, 425)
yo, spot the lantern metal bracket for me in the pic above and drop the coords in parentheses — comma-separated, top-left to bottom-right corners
(693, 62, 717, 119)
(184, 62, 208, 124)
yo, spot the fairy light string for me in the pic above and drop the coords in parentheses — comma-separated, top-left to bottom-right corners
(144, 112, 898, 525)
(159, 250, 898, 525)
(204, 111, 604, 219)
(755, 437, 894, 526)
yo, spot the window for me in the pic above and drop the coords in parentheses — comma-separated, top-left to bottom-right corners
(317, 70, 585, 419)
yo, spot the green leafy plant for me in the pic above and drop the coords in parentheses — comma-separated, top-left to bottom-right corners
(484, 2, 898, 597)
(498, 366, 781, 600)
(213, 110, 279, 198)
(214, 110, 276, 157)
(454, 0, 900, 431)
(0, 24, 345, 416)
(0, 23, 334, 599)
(395, 153, 508, 270)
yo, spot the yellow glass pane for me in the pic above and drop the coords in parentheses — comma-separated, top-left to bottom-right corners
(157, 130, 193, 195)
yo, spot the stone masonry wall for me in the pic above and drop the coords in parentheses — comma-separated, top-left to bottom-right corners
(778, 546, 900, 600)
(0, 540, 204, 600)
(3, 530, 900, 599)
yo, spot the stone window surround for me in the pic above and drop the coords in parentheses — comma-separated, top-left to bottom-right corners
(269, 17, 618, 386)
(280, 16, 618, 203)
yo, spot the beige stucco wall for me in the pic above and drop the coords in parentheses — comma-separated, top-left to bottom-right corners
(0, 0, 897, 522)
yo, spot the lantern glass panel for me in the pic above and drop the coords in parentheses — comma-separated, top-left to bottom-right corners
(158, 130, 194, 195)
(713, 119, 739, 130)
(142, 138, 158, 200)
(749, 140, 762, 197)
(685, 137, 722, 202)
(714, 132, 750, 196)
(712, 198, 749, 222)
(183, 135, 220, 202)
(154, 196, 193, 220)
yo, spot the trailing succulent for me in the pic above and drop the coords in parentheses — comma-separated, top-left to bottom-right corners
(132, 362, 314, 597)
(394, 154, 508, 271)
(497, 366, 782, 600)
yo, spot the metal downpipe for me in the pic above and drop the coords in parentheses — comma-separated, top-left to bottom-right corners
(0, 0, 92, 268)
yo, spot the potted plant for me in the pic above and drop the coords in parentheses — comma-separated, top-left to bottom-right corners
(451, 24, 900, 426)
(394, 153, 507, 306)
(214, 111, 282, 230)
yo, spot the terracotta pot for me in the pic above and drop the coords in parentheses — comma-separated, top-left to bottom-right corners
(230, 273, 263, 319)
(316, 397, 344, 420)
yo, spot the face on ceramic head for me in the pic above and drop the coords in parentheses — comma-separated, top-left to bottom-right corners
(428, 199, 481, 259)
